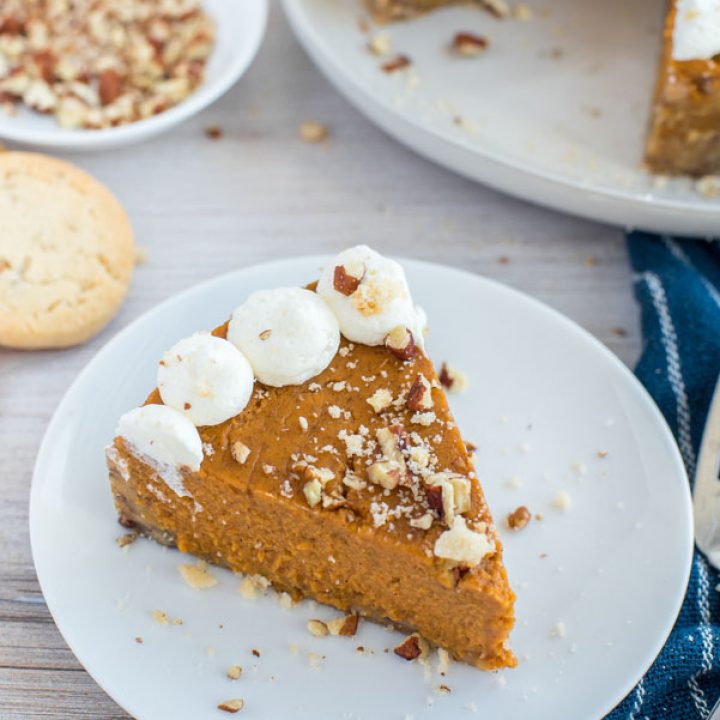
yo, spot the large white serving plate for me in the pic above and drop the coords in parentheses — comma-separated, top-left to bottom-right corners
(284, 0, 720, 236)
(0, 0, 268, 150)
(31, 256, 692, 719)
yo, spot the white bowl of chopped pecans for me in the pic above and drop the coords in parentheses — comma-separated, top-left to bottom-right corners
(0, 0, 268, 150)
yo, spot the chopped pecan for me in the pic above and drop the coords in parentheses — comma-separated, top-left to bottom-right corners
(337, 613, 359, 636)
(451, 32, 489, 56)
(0, 15, 23, 35)
(328, 613, 359, 637)
(438, 362, 467, 393)
(394, 634, 421, 660)
(406, 374, 433, 411)
(367, 461, 401, 490)
(394, 633, 427, 660)
(376, 426, 408, 477)
(226, 665, 242, 680)
(31, 51, 56, 83)
(231, 441, 250, 465)
(439, 363, 451, 388)
(410, 512, 434, 530)
(389, 423, 409, 450)
(481, 0, 510, 18)
(385, 325, 415, 360)
(426, 484, 444, 516)
(303, 479, 322, 507)
(452, 565, 470, 586)
(333, 264, 363, 295)
(299, 120, 329, 143)
(99, 69, 121, 105)
(116, 531, 138, 548)
(381, 54, 412, 73)
(217, 699, 244, 713)
(307, 619, 329, 637)
(367, 33, 391, 56)
(507, 505, 531, 530)
(118, 514, 137, 529)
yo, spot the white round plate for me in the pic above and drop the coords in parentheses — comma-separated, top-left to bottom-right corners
(31, 256, 692, 720)
(284, 0, 720, 236)
(0, 0, 268, 151)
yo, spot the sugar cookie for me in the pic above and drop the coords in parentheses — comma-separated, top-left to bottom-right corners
(0, 152, 134, 348)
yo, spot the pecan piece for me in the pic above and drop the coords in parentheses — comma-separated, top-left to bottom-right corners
(481, 0, 510, 18)
(452, 565, 470, 586)
(406, 374, 433, 411)
(385, 325, 415, 360)
(328, 613, 359, 637)
(333, 264, 363, 295)
(217, 699, 244, 713)
(0, 15, 24, 35)
(337, 613, 359, 636)
(394, 634, 421, 660)
(507, 505, 531, 530)
(426, 484, 444, 516)
(32, 51, 56, 83)
(451, 32, 489, 57)
(367, 461, 401, 490)
(116, 531, 138, 548)
(438, 362, 467, 393)
(381, 54, 412, 73)
(118, 514, 137, 529)
(377, 426, 409, 468)
(394, 633, 427, 660)
(299, 120, 329, 143)
(307, 619, 329, 637)
(99, 69, 121, 105)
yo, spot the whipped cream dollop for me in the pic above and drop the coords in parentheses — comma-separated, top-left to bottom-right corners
(672, 0, 720, 61)
(157, 333, 254, 427)
(227, 287, 340, 387)
(117, 404, 204, 473)
(316, 245, 425, 347)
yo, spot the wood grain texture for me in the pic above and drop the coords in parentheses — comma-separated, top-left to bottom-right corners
(0, 3, 640, 717)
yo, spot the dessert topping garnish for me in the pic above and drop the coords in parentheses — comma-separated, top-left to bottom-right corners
(303, 479, 322, 507)
(333, 263, 364, 296)
(307, 619, 329, 637)
(507, 505, 531, 530)
(438, 362, 468, 393)
(367, 388, 393, 413)
(394, 633, 429, 661)
(381, 54, 412, 73)
(327, 614, 359, 637)
(406, 373, 433, 411)
(481, 0, 511, 18)
(217, 699, 244, 713)
(231, 441, 251, 465)
(367, 460, 402, 490)
(451, 32, 489, 56)
(385, 325, 415, 360)
(434, 516, 493, 566)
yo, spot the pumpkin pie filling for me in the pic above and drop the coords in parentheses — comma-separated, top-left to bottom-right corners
(107, 247, 516, 670)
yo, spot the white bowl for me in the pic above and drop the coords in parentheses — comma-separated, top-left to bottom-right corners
(0, 0, 268, 151)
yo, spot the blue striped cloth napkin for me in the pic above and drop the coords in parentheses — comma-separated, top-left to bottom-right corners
(608, 232, 720, 719)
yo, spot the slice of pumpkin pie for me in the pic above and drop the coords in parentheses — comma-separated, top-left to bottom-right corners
(107, 246, 516, 670)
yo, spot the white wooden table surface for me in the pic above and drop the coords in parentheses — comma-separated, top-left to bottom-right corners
(0, 4, 640, 717)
